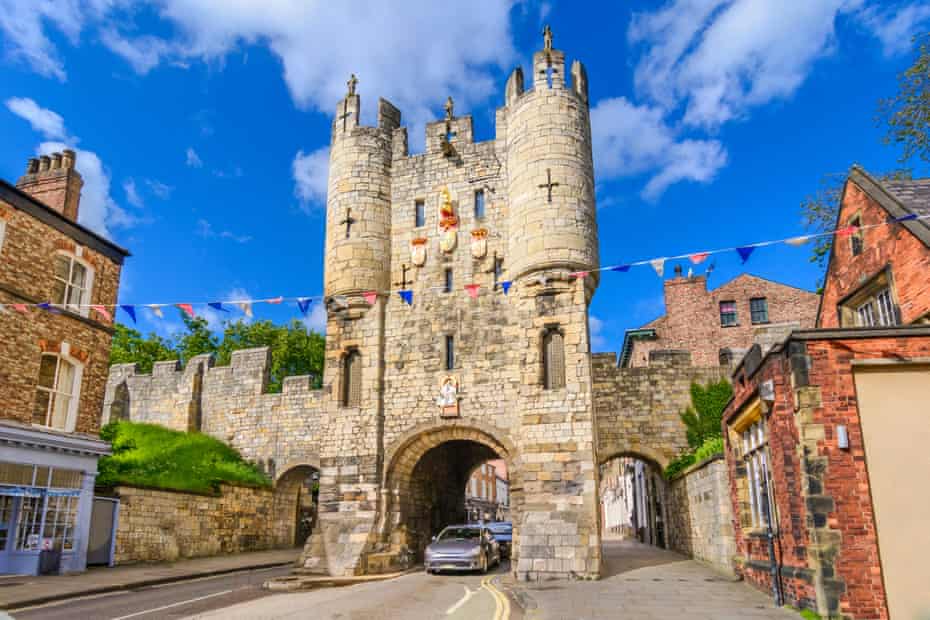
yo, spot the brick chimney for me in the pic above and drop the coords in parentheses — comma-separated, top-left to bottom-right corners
(15, 149, 83, 222)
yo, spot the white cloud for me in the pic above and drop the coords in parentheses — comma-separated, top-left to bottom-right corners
(591, 97, 727, 200)
(292, 147, 329, 209)
(857, 3, 930, 57)
(185, 147, 203, 168)
(589, 315, 607, 351)
(123, 177, 143, 207)
(196, 218, 251, 243)
(4, 97, 70, 141)
(100, 29, 175, 74)
(38, 140, 136, 237)
(0, 1, 83, 81)
(302, 301, 327, 335)
(145, 178, 173, 199)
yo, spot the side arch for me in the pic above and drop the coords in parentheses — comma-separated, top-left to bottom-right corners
(598, 443, 673, 471)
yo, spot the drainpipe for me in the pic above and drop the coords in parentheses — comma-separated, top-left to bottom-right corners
(761, 475, 784, 607)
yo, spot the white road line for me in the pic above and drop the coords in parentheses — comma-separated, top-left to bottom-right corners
(446, 585, 478, 615)
(147, 565, 283, 589)
(110, 588, 234, 620)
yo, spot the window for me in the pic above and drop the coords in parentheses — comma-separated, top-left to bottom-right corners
(33, 353, 78, 430)
(52, 254, 90, 312)
(493, 257, 503, 288)
(414, 200, 425, 228)
(741, 420, 775, 529)
(15, 496, 42, 551)
(750, 298, 769, 324)
(543, 328, 565, 389)
(474, 189, 485, 219)
(857, 288, 897, 327)
(445, 335, 455, 370)
(719, 301, 738, 327)
(849, 216, 864, 256)
(444, 268, 453, 293)
(42, 493, 79, 551)
(342, 350, 361, 407)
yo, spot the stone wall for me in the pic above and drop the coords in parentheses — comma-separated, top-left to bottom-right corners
(111, 483, 296, 564)
(666, 455, 735, 573)
(104, 348, 323, 476)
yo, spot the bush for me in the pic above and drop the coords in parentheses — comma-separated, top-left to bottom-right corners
(680, 379, 733, 449)
(96, 421, 271, 494)
(664, 452, 696, 480)
(694, 436, 724, 462)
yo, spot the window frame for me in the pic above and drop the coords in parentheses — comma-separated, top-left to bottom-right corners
(445, 334, 455, 371)
(341, 349, 362, 408)
(493, 257, 504, 289)
(52, 252, 94, 317)
(542, 326, 566, 390)
(474, 189, 486, 220)
(728, 400, 777, 533)
(749, 297, 769, 325)
(444, 268, 453, 293)
(719, 300, 738, 327)
(33, 348, 83, 432)
(414, 199, 425, 228)
(838, 266, 901, 327)
(849, 214, 864, 257)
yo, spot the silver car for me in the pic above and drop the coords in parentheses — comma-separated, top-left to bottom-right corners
(424, 525, 501, 574)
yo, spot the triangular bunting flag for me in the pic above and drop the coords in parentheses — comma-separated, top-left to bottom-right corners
(208, 302, 229, 313)
(464, 284, 480, 299)
(0, 305, 10, 314)
(176, 303, 195, 318)
(120, 305, 137, 323)
(91, 305, 112, 322)
(736, 246, 755, 263)
(892, 213, 918, 223)
(649, 258, 665, 277)
(236, 302, 253, 317)
(610, 265, 630, 273)
(267, 296, 283, 305)
(785, 235, 812, 247)
(570, 271, 589, 279)
(149, 305, 164, 318)
(37, 302, 61, 314)
(363, 291, 378, 305)
(297, 298, 312, 315)
(500, 281, 512, 295)
(689, 252, 710, 265)
(12, 304, 28, 313)
(835, 226, 856, 238)
(398, 290, 413, 305)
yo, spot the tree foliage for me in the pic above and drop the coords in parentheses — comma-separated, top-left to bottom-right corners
(108, 311, 325, 393)
(880, 33, 930, 164)
(679, 379, 733, 449)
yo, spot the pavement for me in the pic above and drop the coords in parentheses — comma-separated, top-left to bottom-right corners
(0, 548, 300, 612)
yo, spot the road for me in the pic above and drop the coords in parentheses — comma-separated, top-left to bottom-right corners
(10, 565, 293, 620)
(189, 561, 515, 620)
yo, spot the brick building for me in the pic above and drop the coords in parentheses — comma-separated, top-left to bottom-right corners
(620, 269, 819, 368)
(465, 461, 508, 522)
(818, 166, 930, 328)
(0, 151, 129, 574)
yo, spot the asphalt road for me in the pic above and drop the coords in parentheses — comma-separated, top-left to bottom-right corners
(9, 564, 292, 620)
(190, 560, 516, 620)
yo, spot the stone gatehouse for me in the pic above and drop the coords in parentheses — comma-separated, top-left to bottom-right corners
(105, 34, 740, 581)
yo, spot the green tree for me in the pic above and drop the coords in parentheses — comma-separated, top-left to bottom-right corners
(679, 379, 733, 449)
(880, 33, 930, 163)
(109, 323, 177, 373)
(216, 319, 325, 392)
(174, 313, 219, 362)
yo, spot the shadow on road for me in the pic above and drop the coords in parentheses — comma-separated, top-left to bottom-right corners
(600, 538, 689, 578)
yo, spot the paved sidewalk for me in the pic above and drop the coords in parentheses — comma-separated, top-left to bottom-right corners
(0, 548, 299, 610)
(514, 539, 798, 620)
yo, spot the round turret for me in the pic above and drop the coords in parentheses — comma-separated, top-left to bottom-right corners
(505, 46, 599, 285)
(324, 92, 400, 298)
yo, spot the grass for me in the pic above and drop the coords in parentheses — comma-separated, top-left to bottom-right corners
(787, 606, 822, 620)
(96, 421, 271, 494)
(664, 436, 725, 480)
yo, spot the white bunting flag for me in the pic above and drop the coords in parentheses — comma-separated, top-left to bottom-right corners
(650, 258, 665, 277)
(148, 305, 164, 318)
(236, 301, 253, 317)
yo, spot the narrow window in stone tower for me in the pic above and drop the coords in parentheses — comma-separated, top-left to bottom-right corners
(445, 335, 455, 370)
(444, 268, 453, 293)
(493, 257, 504, 288)
(543, 328, 565, 389)
(342, 350, 361, 407)
(474, 189, 485, 219)
(415, 200, 425, 228)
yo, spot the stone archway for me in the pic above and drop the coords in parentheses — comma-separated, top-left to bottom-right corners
(275, 462, 321, 548)
(597, 451, 669, 549)
(374, 423, 520, 567)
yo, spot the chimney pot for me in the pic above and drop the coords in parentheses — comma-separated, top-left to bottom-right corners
(26, 158, 39, 174)
(39, 156, 51, 172)
(674, 264, 683, 277)
(62, 149, 76, 169)
(51, 153, 62, 169)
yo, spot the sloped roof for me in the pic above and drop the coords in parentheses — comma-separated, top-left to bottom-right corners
(847, 167, 930, 248)
(881, 178, 930, 220)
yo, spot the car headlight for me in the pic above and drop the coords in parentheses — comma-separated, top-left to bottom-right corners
(468, 547, 481, 557)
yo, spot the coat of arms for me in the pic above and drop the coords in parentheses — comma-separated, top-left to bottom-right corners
(470, 228, 488, 259)
(436, 375, 459, 417)
(410, 237, 427, 267)
(438, 187, 458, 254)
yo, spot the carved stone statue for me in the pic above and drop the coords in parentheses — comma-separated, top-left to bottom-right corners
(347, 73, 358, 97)
(436, 375, 459, 417)
(438, 187, 458, 253)
(444, 96, 454, 120)
(543, 24, 553, 50)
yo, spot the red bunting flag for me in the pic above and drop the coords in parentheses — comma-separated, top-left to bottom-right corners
(12, 304, 28, 313)
(689, 252, 710, 264)
(570, 271, 589, 279)
(176, 303, 195, 318)
(267, 296, 284, 305)
(836, 226, 857, 238)
(363, 291, 378, 305)
(91, 305, 112, 322)
(464, 284, 480, 299)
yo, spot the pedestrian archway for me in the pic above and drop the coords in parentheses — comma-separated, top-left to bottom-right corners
(598, 453, 668, 550)
(275, 463, 320, 548)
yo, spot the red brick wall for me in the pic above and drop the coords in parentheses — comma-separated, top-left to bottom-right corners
(819, 179, 930, 327)
(724, 333, 930, 619)
(629, 274, 819, 367)
(0, 198, 122, 435)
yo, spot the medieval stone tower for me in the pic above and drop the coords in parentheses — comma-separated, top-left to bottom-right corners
(304, 29, 603, 580)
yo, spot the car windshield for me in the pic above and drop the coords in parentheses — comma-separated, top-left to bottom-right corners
(487, 523, 512, 534)
(437, 527, 481, 541)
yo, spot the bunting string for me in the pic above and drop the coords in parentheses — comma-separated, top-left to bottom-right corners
(1, 213, 926, 321)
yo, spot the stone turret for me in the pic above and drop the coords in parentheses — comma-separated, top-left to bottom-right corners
(16, 149, 83, 222)
(504, 41, 599, 291)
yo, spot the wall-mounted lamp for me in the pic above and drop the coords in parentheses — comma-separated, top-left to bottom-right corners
(837, 425, 849, 450)
(760, 380, 775, 403)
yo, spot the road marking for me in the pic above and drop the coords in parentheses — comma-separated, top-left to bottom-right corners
(445, 584, 478, 615)
(146, 565, 284, 589)
(482, 575, 511, 620)
(110, 588, 234, 620)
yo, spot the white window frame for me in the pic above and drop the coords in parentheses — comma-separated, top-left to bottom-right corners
(857, 287, 897, 327)
(741, 420, 775, 530)
(33, 344, 83, 432)
(52, 251, 94, 317)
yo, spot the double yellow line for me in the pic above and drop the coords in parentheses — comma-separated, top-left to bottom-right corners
(481, 575, 511, 620)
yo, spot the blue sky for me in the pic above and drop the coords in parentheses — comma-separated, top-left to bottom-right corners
(2, 1, 929, 352)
